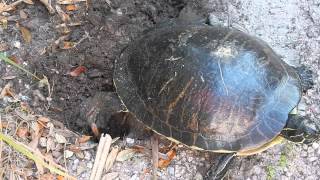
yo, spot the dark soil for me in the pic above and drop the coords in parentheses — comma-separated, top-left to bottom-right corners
(22, 0, 219, 135)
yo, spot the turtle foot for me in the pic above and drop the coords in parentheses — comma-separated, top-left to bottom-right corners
(79, 92, 126, 135)
(205, 153, 236, 180)
(295, 65, 314, 93)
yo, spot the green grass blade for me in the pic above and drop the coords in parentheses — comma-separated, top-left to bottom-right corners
(0, 53, 41, 81)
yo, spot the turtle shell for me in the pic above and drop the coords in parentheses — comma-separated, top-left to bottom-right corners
(113, 24, 302, 152)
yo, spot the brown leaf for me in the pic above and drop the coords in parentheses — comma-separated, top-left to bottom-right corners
(68, 144, 81, 153)
(0, 42, 8, 51)
(0, 3, 12, 13)
(16, 127, 29, 138)
(90, 122, 100, 137)
(38, 116, 50, 123)
(0, 121, 8, 128)
(19, 25, 32, 43)
(8, 55, 21, 64)
(70, 66, 87, 77)
(61, 41, 75, 49)
(158, 148, 176, 169)
(78, 135, 91, 143)
(19, 10, 28, 19)
(66, 4, 77, 11)
(0, 82, 16, 99)
(55, 5, 70, 22)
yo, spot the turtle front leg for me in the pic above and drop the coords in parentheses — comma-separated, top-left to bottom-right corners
(294, 65, 314, 93)
(80, 92, 127, 136)
(205, 153, 236, 180)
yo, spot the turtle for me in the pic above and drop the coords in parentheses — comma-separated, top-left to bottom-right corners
(80, 14, 319, 180)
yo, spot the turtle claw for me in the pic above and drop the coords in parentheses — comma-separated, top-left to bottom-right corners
(205, 153, 236, 180)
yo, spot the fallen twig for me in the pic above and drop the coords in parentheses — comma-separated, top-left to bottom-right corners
(90, 133, 112, 180)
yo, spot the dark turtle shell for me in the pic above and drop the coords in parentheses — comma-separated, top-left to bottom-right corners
(114, 23, 302, 152)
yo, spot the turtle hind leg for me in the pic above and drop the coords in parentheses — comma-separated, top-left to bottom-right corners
(281, 114, 320, 144)
(205, 153, 236, 180)
(79, 92, 127, 136)
(294, 65, 314, 93)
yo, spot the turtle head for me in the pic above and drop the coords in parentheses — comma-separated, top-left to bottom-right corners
(281, 115, 320, 144)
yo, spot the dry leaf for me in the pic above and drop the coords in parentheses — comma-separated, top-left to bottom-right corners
(55, 133, 67, 144)
(57, 0, 86, 5)
(16, 127, 29, 138)
(38, 116, 50, 123)
(22, 0, 34, 4)
(0, 82, 16, 99)
(40, 173, 55, 180)
(0, 3, 12, 13)
(20, 10, 28, 19)
(8, 55, 21, 64)
(19, 25, 32, 43)
(46, 137, 55, 152)
(62, 41, 75, 49)
(105, 146, 120, 172)
(78, 135, 91, 143)
(91, 123, 100, 137)
(0, 42, 8, 51)
(68, 144, 81, 153)
(56, 5, 70, 22)
(158, 148, 176, 169)
(102, 172, 119, 180)
(66, 4, 77, 11)
(0, 121, 8, 128)
(116, 149, 136, 162)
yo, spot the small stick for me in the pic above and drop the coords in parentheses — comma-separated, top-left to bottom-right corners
(90, 134, 112, 180)
(151, 134, 159, 180)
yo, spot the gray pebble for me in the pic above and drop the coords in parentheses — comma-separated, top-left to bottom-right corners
(308, 157, 318, 162)
(84, 151, 92, 160)
(87, 162, 93, 169)
(194, 172, 203, 180)
(312, 142, 319, 149)
(167, 167, 175, 176)
(301, 151, 308, 157)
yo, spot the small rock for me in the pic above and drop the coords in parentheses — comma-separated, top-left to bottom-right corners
(312, 142, 319, 149)
(308, 157, 318, 162)
(39, 137, 47, 147)
(87, 162, 93, 169)
(174, 165, 186, 178)
(253, 166, 262, 175)
(129, 174, 138, 180)
(126, 137, 135, 145)
(194, 172, 203, 180)
(84, 151, 92, 160)
(301, 151, 308, 157)
(307, 147, 314, 154)
(64, 150, 74, 158)
(167, 167, 175, 176)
